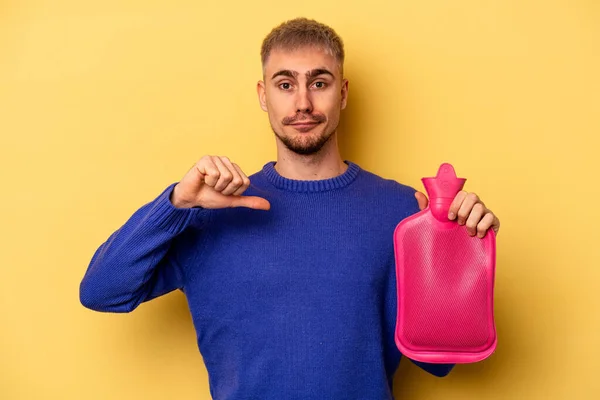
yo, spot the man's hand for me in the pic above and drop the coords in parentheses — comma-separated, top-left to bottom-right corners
(170, 155, 271, 210)
(415, 191, 500, 238)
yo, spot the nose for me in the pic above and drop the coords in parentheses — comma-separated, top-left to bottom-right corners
(295, 87, 313, 114)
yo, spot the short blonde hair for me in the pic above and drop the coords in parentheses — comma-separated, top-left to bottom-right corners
(260, 17, 345, 75)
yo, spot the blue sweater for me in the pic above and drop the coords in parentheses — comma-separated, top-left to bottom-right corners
(80, 160, 454, 399)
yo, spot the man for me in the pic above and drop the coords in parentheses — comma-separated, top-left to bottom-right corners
(80, 17, 500, 399)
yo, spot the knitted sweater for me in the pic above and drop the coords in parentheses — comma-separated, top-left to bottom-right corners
(80, 160, 454, 399)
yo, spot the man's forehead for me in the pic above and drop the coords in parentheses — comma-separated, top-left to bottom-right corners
(264, 46, 340, 78)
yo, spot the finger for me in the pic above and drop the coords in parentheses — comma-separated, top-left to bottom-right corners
(476, 212, 496, 238)
(492, 214, 500, 236)
(196, 157, 220, 187)
(231, 163, 251, 196)
(229, 195, 271, 210)
(465, 203, 486, 236)
(456, 192, 480, 225)
(448, 190, 467, 220)
(211, 156, 234, 192)
(414, 191, 428, 211)
(219, 157, 244, 195)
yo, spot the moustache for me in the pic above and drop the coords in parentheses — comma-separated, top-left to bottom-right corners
(282, 113, 326, 125)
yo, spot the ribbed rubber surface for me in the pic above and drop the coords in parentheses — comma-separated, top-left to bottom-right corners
(394, 211, 497, 363)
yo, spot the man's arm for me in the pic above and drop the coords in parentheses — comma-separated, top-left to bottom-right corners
(409, 359, 455, 377)
(79, 183, 209, 312)
(80, 156, 270, 313)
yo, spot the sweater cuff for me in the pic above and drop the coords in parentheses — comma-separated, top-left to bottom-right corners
(145, 182, 210, 235)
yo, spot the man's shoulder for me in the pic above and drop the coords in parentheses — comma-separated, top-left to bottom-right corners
(357, 165, 418, 197)
(355, 164, 422, 223)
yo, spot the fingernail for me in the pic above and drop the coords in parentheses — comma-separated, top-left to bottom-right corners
(448, 212, 455, 220)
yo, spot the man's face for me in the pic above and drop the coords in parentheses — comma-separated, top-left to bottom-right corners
(257, 46, 348, 156)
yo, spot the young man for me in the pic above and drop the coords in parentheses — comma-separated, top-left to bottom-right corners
(80, 18, 500, 399)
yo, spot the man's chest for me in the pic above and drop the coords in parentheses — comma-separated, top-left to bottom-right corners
(182, 216, 396, 321)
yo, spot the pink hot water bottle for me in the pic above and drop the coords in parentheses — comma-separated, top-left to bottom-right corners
(393, 163, 497, 363)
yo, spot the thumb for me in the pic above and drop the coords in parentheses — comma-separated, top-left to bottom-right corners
(414, 191, 428, 211)
(229, 195, 271, 211)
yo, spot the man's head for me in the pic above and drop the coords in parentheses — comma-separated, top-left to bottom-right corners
(257, 18, 349, 156)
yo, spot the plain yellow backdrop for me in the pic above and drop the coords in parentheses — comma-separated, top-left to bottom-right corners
(1, 0, 599, 399)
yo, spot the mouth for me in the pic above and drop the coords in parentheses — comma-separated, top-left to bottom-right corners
(289, 122, 320, 132)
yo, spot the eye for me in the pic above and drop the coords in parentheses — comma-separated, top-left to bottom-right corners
(313, 81, 326, 89)
(279, 82, 292, 90)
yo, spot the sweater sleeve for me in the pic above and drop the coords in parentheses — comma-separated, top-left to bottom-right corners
(79, 182, 210, 313)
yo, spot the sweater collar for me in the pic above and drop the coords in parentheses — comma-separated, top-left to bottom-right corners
(261, 160, 360, 193)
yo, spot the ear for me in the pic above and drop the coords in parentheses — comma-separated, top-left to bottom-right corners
(340, 78, 349, 110)
(257, 80, 268, 112)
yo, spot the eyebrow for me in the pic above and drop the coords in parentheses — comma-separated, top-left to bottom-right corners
(271, 68, 335, 80)
(306, 68, 334, 79)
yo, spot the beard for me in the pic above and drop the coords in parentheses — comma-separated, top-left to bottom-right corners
(271, 112, 336, 156)
(273, 127, 334, 155)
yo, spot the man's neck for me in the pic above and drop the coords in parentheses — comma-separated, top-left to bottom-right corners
(274, 134, 348, 181)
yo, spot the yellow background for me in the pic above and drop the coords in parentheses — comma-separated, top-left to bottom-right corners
(1, 0, 598, 399)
